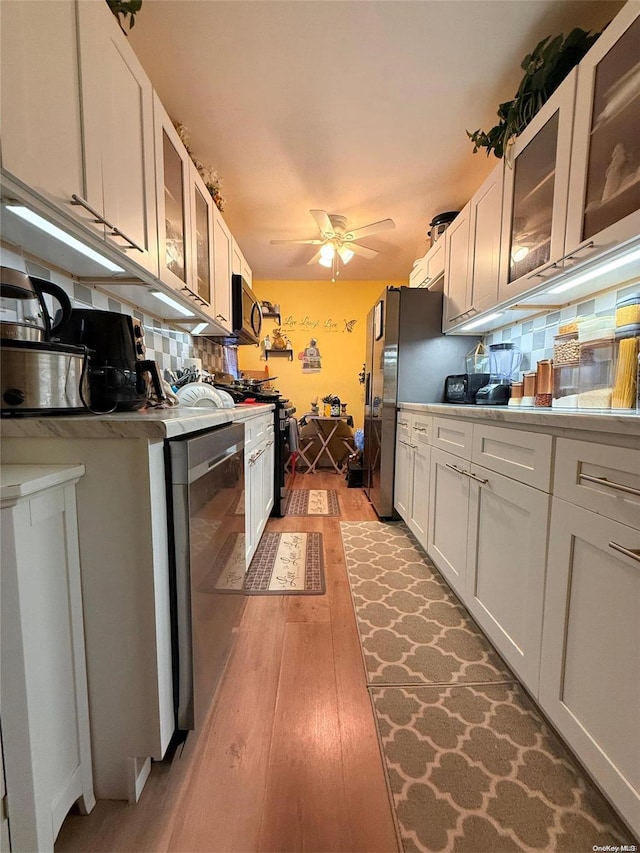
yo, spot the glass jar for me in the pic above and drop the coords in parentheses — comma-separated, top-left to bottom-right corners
(578, 338, 615, 409)
(612, 326, 639, 409)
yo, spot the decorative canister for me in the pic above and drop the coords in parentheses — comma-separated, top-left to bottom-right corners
(535, 359, 553, 407)
(508, 381, 523, 407)
(521, 372, 537, 407)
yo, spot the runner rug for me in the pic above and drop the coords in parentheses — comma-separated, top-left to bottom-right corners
(340, 521, 632, 852)
(204, 531, 325, 595)
(284, 488, 340, 516)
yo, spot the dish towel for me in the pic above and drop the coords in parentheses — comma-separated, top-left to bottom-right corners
(288, 416, 300, 452)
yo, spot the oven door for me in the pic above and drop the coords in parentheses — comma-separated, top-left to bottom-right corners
(168, 423, 246, 733)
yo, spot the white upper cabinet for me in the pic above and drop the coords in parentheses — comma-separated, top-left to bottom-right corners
(468, 161, 504, 315)
(409, 239, 445, 289)
(190, 163, 214, 309)
(0, 0, 84, 210)
(77, 0, 158, 276)
(565, 4, 640, 260)
(498, 69, 577, 302)
(212, 208, 234, 332)
(443, 202, 472, 328)
(154, 94, 192, 294)
(232, 239, 252, 288)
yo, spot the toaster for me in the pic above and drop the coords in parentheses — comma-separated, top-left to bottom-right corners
(444, 373, 491, 404)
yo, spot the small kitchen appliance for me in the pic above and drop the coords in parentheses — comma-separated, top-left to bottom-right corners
(0, 267, 90, 414)
(475, 343, 523, 405)
(427, 211, 459, 246)
(444, 373, 491, 404)
(56, 309, 164, 411)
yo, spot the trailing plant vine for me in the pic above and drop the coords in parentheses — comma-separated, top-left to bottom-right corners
(467, 27, 600, 159)
(106, 0, 142, 32)
(173, 121, 226, 212)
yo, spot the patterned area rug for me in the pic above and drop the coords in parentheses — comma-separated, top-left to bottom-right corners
(209, 531, 325, 594)
(341, 521, 511, 685)
(285, 488, 340, 516)
(340, 521, 634, 852)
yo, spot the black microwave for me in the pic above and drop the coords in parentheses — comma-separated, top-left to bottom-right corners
(231, 274, 262, 345)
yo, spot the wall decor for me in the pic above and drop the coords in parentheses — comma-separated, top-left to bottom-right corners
(300, 338, 322, 373)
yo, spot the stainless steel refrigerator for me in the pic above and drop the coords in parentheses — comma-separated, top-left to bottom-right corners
(363, 286, 476, 518)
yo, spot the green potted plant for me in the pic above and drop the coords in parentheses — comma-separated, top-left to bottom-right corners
(106, 0, 142, 33)
(467, 27, 600, 159)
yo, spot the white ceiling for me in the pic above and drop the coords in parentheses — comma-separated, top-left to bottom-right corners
(129, 0, 623, 282)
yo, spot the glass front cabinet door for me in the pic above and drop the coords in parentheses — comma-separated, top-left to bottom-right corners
(565, 4, 640, 260)
(498, 70, 577, 302)
(190, 163, 213, 309)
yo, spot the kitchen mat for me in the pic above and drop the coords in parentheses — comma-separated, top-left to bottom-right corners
(284, 488, 340, 516)
(370, 682, 633, 852)
(205, 531, 325, 595)
(340, 521, 511, 685)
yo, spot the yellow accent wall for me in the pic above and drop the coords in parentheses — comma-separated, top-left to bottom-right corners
(238, 280, 403, 429)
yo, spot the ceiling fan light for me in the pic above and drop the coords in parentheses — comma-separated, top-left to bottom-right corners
(318, 255, 333, 268)
(320, 243, 335, 260)
(338, 246, 355, 264)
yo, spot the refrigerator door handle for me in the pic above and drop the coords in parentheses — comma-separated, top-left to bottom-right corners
(365, 372, 371, 406)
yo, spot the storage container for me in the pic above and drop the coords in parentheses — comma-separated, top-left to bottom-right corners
(615, 293, 640, 329)
(578, 338, 615, 408)
(612, 325, 639, 409)
(535, 359, 553, 407)
(553, 332, 580, 365)
(521, 371, 537, 407)
(552, 363, 580, 408)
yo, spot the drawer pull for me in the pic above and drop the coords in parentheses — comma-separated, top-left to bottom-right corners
(445, 462, 465, 475)
(399, 438, 416, 449)
(464, 470, 488, 485)
(609, 542, 640, 564)
(413, 426, 428, 433)
(579, 473, 640, 498)
(397, 420, 409, 426)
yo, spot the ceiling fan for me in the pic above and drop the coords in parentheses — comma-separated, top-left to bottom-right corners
(270, 209, 395, 280)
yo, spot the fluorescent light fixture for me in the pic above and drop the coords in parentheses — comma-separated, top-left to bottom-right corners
(191, 322, 209, 335)
(546, 246, 640, 295)
(320, 243, 335, 261)
(338, 246, 355, 264)
(149, 290, 195, 317)
(5, 205, 125, 273)
(459, 312, 503, 331)
(318, 255, 333, 268)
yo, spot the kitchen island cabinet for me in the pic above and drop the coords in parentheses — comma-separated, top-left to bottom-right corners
(1, 405, 273, 804)
(1, 465, 94, 852)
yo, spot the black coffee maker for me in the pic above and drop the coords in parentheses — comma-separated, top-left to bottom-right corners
(56, 309, 164, 412)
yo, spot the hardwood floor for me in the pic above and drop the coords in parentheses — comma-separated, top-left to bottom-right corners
(56, 473, 399, 853)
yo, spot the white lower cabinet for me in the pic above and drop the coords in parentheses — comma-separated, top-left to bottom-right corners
(1, 465, 95, 852)
(394, 414, 431, 551)
(466, 463, 550, 692)
(427, 447, 471, 598)
(539, 498, 640, 837)
(0, 727, 8, 853)
(244, 415, 274, 565)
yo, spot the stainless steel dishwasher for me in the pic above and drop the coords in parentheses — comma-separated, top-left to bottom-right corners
(167, 422, 246, 734)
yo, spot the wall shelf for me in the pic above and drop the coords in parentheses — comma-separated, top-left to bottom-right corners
(262, 311, 281, 323)
(265, 349, 293, 360)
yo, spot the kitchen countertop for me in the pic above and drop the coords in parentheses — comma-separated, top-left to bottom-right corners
(0, 403, 274, 441)
(398, 402, 640, 438)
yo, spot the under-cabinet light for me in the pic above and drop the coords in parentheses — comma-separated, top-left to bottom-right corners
(546, 246, 640, 295)
(459, 312, 503, 331)
(191, 322, 209, 335)
(5, 205, 126, 273)
(149, 290, 195, 317)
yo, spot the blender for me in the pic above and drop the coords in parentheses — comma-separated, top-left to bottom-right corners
(475, 343, 522, 405)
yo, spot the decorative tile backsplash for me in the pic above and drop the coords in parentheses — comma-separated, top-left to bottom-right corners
(2, 246, 238, 378)
(483, 280, 640, 373)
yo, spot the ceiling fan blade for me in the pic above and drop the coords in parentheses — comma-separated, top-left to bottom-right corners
(270, 238, 324, 245)
(348, 243, 378, 260)
(309, 209, 333, 236)
(345, 218, 395, 241)
(307, 249, 323, 265)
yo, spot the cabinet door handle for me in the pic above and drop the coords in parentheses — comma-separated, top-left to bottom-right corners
(561, 241, 596, 263)
(216, 314, 228, 322)
(464, 470, 489, 485)
(398, 420, 409, 426)
(398, 438, 413, 448)
(526, 259, 559, 280)
(609, 542, 640, 564)
(579, 473, 640, 498)
(70, 193, 113, 228)
(445, 462, 465, 475)
(109, 225, 144, 253)
(413, 426, 428, 433)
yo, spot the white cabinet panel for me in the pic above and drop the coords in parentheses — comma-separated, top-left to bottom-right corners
(554, 439, 640, 529)
(410, 441, 431, 549)
(468, 162, 503, 315)
(444, 202, 471, 329)
(539, 498, 640, 837)
(431, 416, 473, 460)
(471, 423, 553, 491)
(394, 430, 412, 522)
(0, 0, 84, 212)
(427, 447, 470, 597)
(212, 207, 233, 333)
(466, 464, 549, 691)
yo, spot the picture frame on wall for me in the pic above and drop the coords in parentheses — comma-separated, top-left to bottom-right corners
(374, 299, 384, 340)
